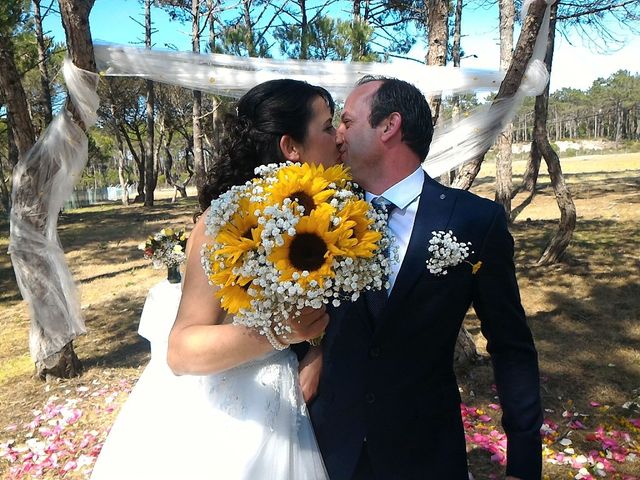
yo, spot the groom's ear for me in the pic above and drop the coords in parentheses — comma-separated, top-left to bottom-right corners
(279, 135, 301, 161)
(380, 112, 402, 143)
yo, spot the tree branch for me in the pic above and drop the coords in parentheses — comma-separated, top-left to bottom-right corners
(557, 0, 638, 21)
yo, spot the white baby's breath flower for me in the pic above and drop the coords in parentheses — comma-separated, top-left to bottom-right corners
(425, 230, 473, 276)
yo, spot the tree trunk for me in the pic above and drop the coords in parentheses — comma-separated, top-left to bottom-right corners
(7, 112, 20, 168)
(207, 0, 216, 51)
(454, 325, 484, 366)
(107, 86, 132, 206)
(242, 0, 257, 56)
(144, 0, 155, 207)
(33, 0, 54, 128)
(192, 0, 206, 194)
(425, 0, 449, 125)
(0, 45, 36, 157)
(5, 0, 97, 380)
(440, 0, 463, 186)
(163, 132, 188, 199)
(495, 0, 515, 218)
(36, 341, 84, 381)
(120, 123, 146, 202)
(299, 0, 309, 60)
(0, 153, 11, 214)
(450, 0, 462, 123)
(36, 0, 98, 378)
(351, 0, 369, 60)
(59, 0, 96, 130)
(452, 0, 549, 191)
(158, 116, 187, 199)
(116, 146, 132, 206)
(510, 123, 542, 222)
(614, 102, 623, 146)
(530, 2, 576, 265)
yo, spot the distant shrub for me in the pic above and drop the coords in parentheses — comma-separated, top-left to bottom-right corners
(622, 141, 640, 153)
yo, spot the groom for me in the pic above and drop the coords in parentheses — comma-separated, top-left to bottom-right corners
(308, 76, 543, 480)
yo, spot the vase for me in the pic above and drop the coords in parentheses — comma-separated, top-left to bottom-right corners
(167, 265, 181, 284)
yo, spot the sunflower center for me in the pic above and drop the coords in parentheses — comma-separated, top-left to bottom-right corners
(241, 228, 253, 240)
(288, 233, 328, 271)
(289, 191, 315, 214)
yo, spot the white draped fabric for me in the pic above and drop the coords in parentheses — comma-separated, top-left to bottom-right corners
(8, 60, 98, 364)
(9, 0, 554, 363)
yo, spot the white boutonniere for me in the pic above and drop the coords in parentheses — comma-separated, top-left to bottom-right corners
(426, 230, 482, 276)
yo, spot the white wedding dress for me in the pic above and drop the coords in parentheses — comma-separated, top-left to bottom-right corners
(90, 280, 328, 480)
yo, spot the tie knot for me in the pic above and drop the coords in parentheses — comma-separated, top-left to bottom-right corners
(372, 196, 396, 216)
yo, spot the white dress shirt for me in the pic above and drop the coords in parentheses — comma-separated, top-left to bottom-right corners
(365, 167, 424, 293)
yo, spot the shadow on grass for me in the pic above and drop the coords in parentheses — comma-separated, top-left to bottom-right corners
(528, 281, 640, 406)
(0, 198, 198, 303)
(58, 198, 198, 250)
(76, 292, 151, 371)
(460, 215, 640, 411)
(75, 264, 147, 284)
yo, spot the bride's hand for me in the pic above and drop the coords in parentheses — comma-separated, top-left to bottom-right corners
(281, 306, 329, 345)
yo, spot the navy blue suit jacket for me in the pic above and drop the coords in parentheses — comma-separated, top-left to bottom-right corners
(309, 175, 543, 480)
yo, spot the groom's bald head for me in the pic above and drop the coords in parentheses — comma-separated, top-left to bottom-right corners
(356, 75, 434, 160)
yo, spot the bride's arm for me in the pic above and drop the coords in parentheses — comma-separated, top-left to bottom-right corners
(299, 345, 323, 403)
(167, 210, 328, 376)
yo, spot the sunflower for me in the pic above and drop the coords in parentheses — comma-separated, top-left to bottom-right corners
(216, 279, 255, 314)
(317, 163, 351, 188)
(214, 196, 263, 266)
(333, 199, 382, 258)
(268, 203, 340, 287)
(268, 163, 336, 215)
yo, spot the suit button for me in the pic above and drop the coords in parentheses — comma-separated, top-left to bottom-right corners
(365, 393, 376, 404)
(369, 346, 380, 358)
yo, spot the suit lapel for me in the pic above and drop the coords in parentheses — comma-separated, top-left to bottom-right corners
(382, 175, 457, 324)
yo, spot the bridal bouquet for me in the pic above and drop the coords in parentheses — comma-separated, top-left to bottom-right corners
(139, 228, 188, 268)
(201, 162, 392, 341)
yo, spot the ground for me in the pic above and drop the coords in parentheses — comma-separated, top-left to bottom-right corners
(0, 153, 639, 479)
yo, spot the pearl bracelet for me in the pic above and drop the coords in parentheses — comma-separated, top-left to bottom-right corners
(265, 328, 288, 351)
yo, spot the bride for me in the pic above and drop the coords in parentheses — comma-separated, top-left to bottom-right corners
(90, 79, 336, 480)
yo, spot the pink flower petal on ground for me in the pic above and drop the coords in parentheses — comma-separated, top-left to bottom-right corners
(612, 451, 628, 462)
(487, 403, 500, 410)
(590, 401, 601, 407)
(630, 418, 640, 428)
(569, 420, 587, 430)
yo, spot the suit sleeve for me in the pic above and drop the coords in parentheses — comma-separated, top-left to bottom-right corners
(472, 207, 543, 480)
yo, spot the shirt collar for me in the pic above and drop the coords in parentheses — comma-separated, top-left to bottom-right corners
(365, 166, 424, 210)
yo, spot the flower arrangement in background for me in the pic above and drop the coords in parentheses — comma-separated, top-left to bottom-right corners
(201, 162, 392, 344)
(139, 228, 188, 269)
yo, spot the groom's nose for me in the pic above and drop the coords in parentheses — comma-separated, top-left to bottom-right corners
(335, 125, 345, 146)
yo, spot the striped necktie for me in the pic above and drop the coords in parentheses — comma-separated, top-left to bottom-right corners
(365, 196, 396, 327)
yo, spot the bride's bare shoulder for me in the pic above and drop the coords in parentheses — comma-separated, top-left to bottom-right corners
(185, 207, 212, 259)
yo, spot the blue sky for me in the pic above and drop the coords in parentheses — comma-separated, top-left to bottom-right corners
(43, 0, 639, 93)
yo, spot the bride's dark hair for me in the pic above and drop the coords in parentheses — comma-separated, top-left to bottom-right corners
(198, 79, 335, 211)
